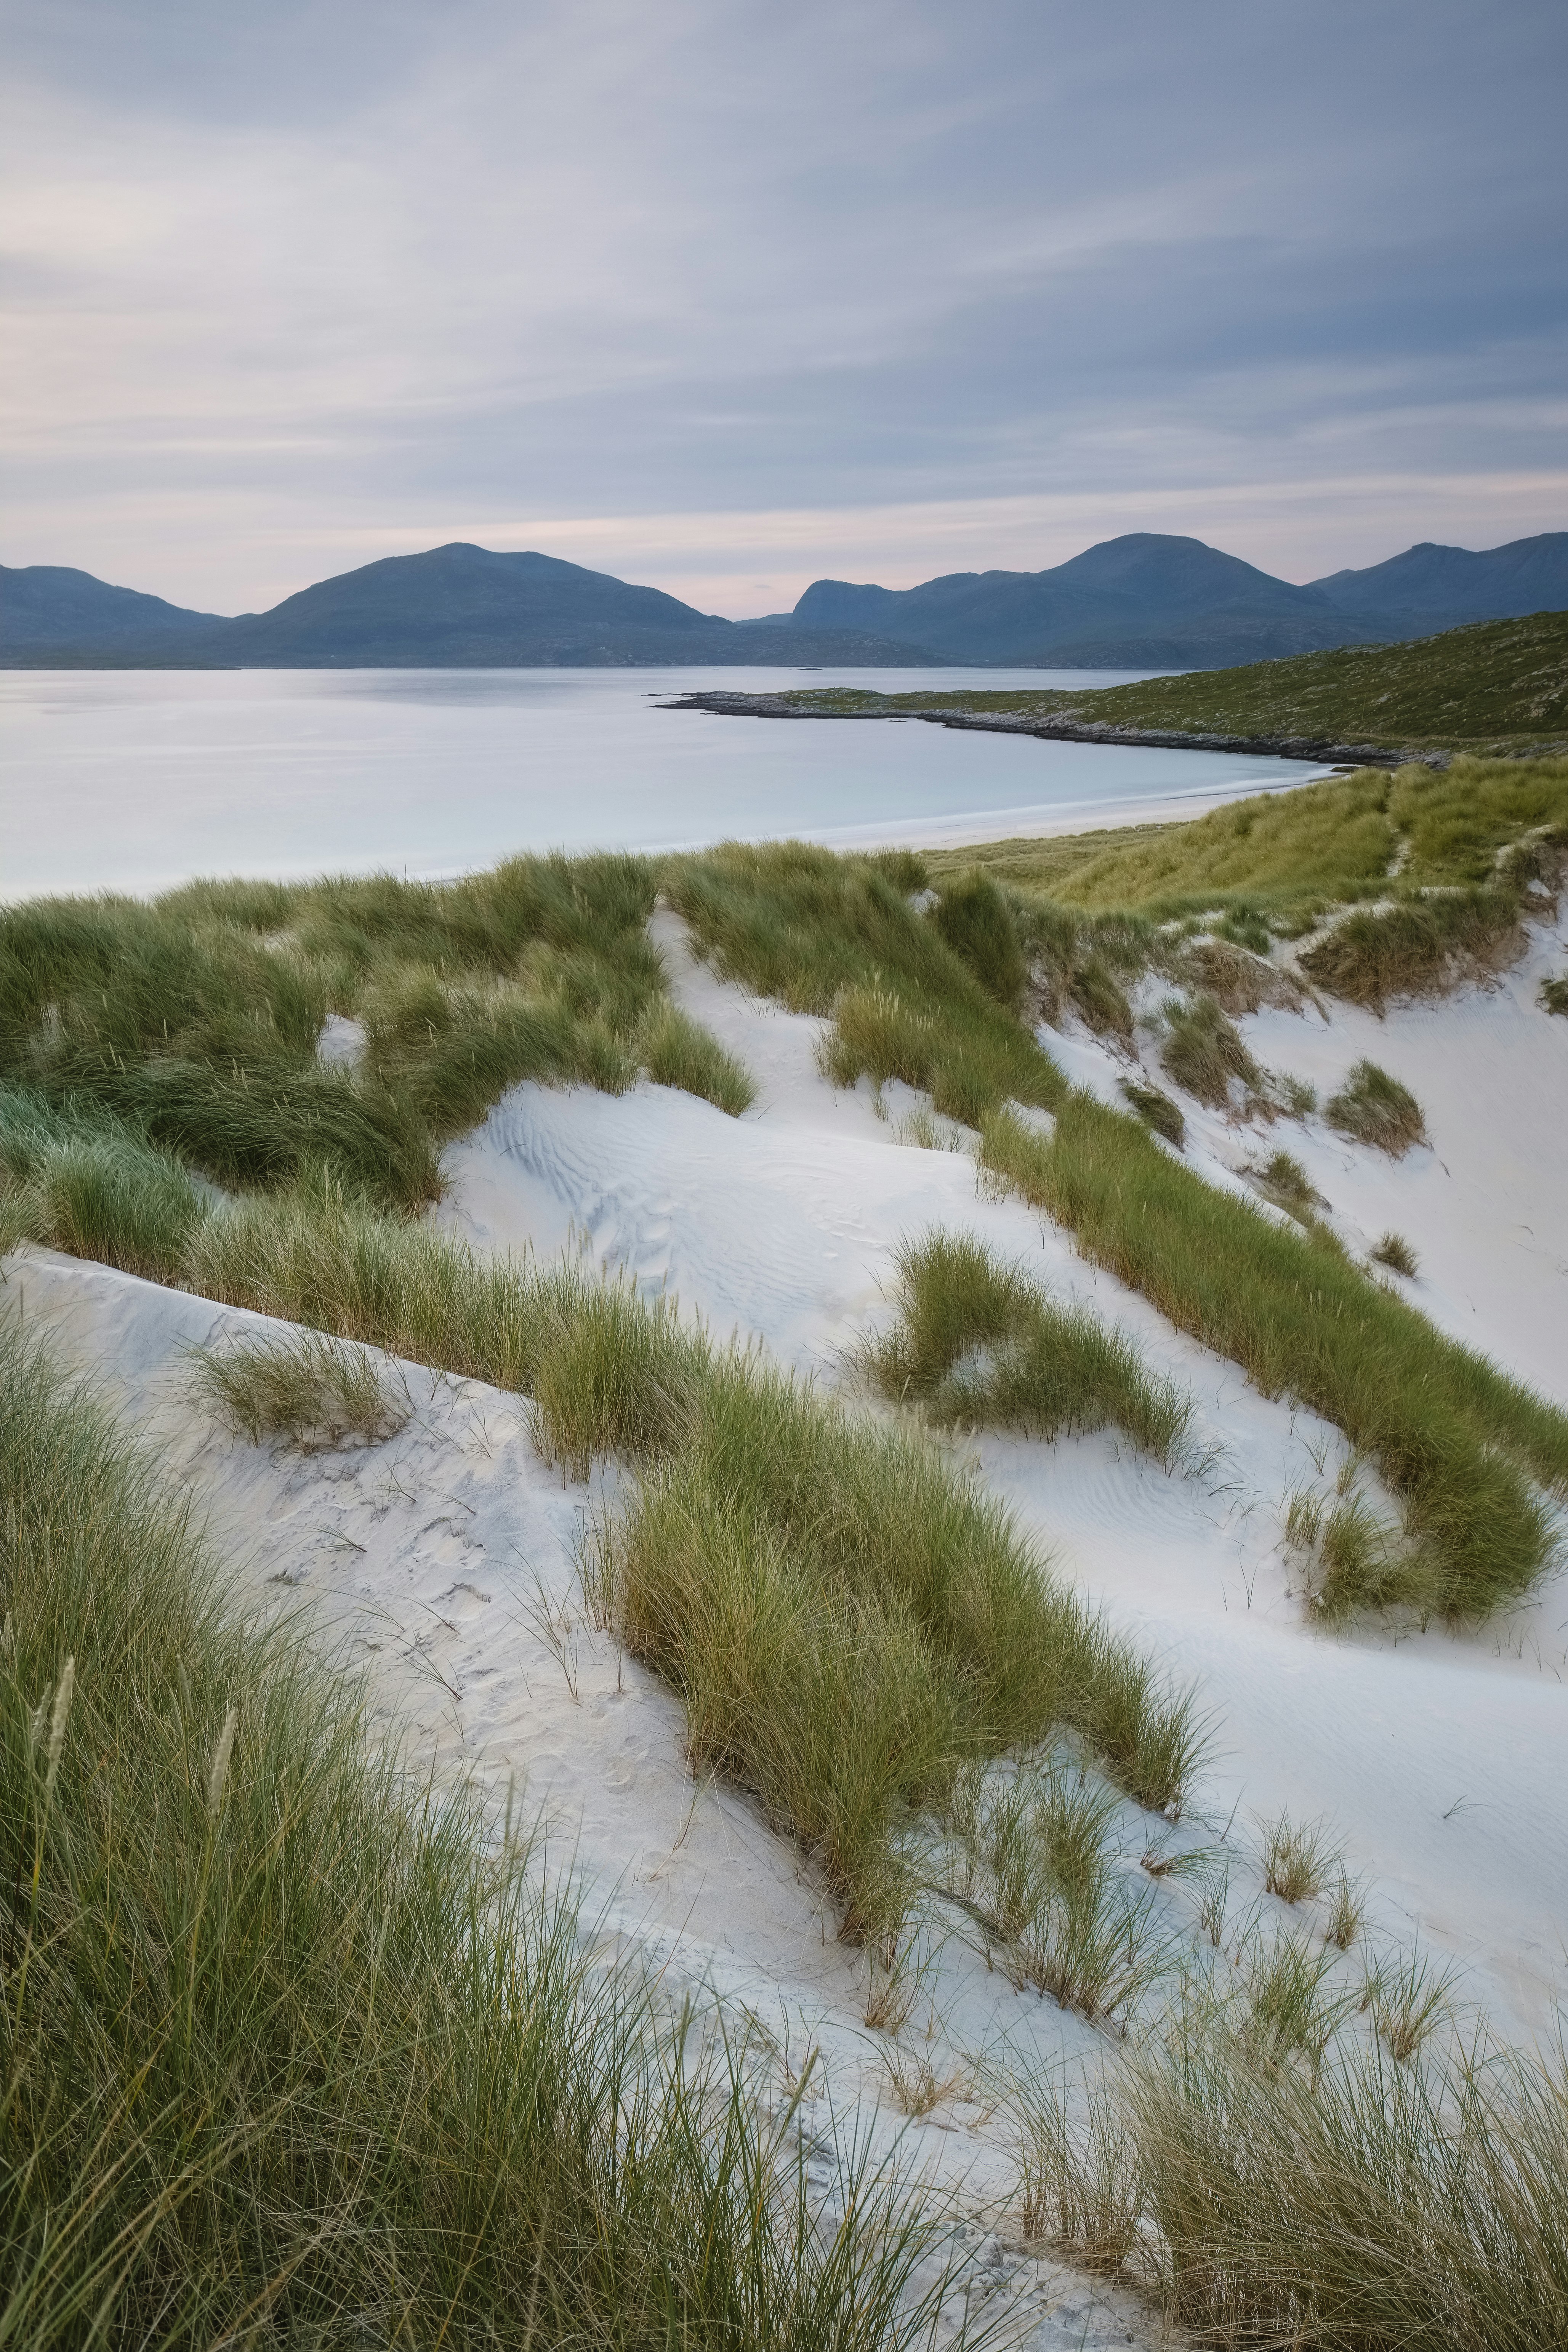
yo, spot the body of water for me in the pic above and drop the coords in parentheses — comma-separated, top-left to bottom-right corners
(1, 666, 1328, 900)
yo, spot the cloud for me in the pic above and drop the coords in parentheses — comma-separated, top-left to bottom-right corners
(3, 0, 1564, 612)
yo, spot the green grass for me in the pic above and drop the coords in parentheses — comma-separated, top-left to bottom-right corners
(0, 1098, 1201, 1933)
(1158, 994, 1261, 1110)
(667, 841, 1059, 1126)
(762, 608, 1568, 756)
(925, 754, 1568, 943)
(1325, 1060, 1427, 1155)
(1259, 1812, 1339, 1905)
(1299, 887, 1524, 1007)
(0, 853, 754, 1212)
(1123, 2012, 1568, 2349)
(863, 1231, 1195, 1469)
(608, 1347, 1204, 1939)
(1022, 1953, 1568, 2349)
(638, 998, 758, 1113)
(1541, 972, 1568, 1015)
(0, 1321, 956, 2348)
(981, 1100, 1568, 1621)
(1120, 1078, 1185, 1146)
(663, 846, 1568, 1624)
(190, 1325, 412, 1449)
(941, 1757, 1165, 2021)
(1254, 1151, 1318, 1222)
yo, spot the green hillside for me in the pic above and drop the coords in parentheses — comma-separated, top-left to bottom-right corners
(770, 607, 1568, 754)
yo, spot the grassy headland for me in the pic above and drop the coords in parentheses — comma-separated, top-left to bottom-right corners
(684, 608, 1568, 761)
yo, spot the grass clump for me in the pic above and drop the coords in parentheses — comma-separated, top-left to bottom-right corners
(0, 1324, 953, 2349)
(1120, 1078, 1184, 1146)
(1303, 1490, 1405, 1622)
(1127, 2016, 1568, 2349)
(1323, 1872, 1365, 1952)
(1158, 994, 1261, 1110)
(1363, 1951, 1456, 2065)
(608, 1350, 1204, 1934)
(1240, 1931, 1352, 2075)
(1015, 2072, 1145, 2273)
(1299, 885, 1523, 1009)
(1025, 1982, 1568, 2349)
(1254, 1150, 1318, 1221)
(864, 1230, 1195, 1470)
(944, 1758, 1165, 2022)
(191, 1326, 412, 1451)
(0, 1085, 208, 1276)
(1540, 972, 1568, 1015)
(1260, 1812, 1339, 1905)
(1326, 1059, 1428, 1154)
(1371, 1230, 1420, 1278)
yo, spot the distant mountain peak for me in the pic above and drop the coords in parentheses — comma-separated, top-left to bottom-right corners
(7, 528, 1565, 671)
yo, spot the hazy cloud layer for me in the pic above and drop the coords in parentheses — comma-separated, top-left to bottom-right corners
(3, 0, 1565, 613)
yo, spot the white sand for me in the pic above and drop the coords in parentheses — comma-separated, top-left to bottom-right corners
(6, 895, 1567, 2348)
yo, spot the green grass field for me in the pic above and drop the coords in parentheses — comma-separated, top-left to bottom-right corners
(925, 752, 1568, 931)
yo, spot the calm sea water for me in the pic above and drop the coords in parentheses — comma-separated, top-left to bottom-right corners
(1, 667, 1326, 900)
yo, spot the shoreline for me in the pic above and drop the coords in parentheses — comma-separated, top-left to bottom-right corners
(660, 688, 1448, 771)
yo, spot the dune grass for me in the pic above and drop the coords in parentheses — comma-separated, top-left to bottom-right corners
(0, 1098, 1201, 1936)
(980, 1100, 1565, 1621)
(667, 842, 1060, 1127)
(1158, 993, 1261, 1110)
(0, 1322, 959, 2349)
(942, 1756, 1166, 2022)
(1120, 1078, 1185, 1146)
(0, 853, 753, 1213)
(864, 1230, 1195, 1469)
(1021, 1939, 1568, 2351)
(1123, 2013, 1568, 2350)
(638, 997, 758, 1113)
(1371, 1231, 1419, 1278)
(1254, 1150, 1318, 1222)
(926, 754, 1568, 942)
(928, 868, 1028, 1006)
(191, 1325, 412, 1450)
(1259, 1812, 1339, 1905)
(606, 1347, 1205, 1937)
(655, 844, 1568, 1623)
(1299, 886, 1524, 1008)
(1325, 1059, 1428, 1154)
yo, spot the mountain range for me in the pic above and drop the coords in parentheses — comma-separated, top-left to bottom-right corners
(3, 530, 1565, 671)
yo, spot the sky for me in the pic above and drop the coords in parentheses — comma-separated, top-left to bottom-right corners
(3, 0, 1566, 618)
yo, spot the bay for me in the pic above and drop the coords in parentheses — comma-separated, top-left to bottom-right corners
(1, 666, 1326, 900)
